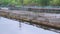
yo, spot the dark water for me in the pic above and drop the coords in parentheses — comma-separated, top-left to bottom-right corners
(0, 17, 59, 34)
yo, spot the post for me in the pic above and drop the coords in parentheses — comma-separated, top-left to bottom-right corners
(19, 22, 21, 30)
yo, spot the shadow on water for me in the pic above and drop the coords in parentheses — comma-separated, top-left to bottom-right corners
(19, 20, 60, 33)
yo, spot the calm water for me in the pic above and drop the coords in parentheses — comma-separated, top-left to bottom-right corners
(0, 17, 59, 34)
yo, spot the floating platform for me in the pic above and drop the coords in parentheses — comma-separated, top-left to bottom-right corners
(0, 10, 60, 30)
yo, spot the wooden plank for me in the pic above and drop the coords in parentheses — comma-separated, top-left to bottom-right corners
(0, 10, 60, 29)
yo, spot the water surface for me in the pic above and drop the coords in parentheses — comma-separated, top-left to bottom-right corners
(0, 17, 59, 34)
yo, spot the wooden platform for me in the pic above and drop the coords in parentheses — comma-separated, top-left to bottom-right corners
(0, 10, 60, 30)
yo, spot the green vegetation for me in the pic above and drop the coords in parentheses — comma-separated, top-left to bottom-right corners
(0, 0, 60, 6)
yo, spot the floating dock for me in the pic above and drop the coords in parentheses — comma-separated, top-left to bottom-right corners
(0, 10, 60, 30)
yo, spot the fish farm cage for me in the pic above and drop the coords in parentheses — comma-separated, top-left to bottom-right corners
(0, 0, 60, 33)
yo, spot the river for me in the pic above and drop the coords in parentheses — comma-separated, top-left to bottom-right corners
(0, 17, 59, 34)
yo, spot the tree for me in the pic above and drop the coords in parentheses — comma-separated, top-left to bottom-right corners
(50, 0, 60, 6)
(0, 0, 22, 7)
(38, 0, 51, 6)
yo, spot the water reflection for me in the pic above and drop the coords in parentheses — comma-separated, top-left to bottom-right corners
(0, 17, 59, 34)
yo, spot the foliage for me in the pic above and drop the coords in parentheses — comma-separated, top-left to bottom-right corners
(0, 0, 60, 6)
(50, 0, 60, 6)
